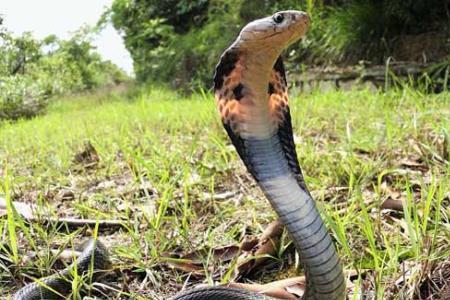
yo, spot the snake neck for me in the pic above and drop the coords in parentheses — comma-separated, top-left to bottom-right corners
(244, 137, 345, 300)
(213, 44, 283, 140)
(236, 46, 278, 99)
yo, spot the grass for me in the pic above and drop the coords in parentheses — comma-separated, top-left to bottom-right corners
(0, 86, 449, 299)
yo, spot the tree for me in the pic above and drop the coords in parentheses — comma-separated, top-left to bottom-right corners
(109, 0, 210, 83)
(108, 0, 450, 90)
(0, 26, 129, 120)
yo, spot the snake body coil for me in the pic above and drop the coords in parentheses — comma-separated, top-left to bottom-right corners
(13, 240, 110, 300)
(14, 10, 345, 300)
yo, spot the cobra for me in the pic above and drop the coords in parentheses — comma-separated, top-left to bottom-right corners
(13, 10, 345, 300)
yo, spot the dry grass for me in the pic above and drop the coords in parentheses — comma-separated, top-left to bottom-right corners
(0, 87, 449, 299)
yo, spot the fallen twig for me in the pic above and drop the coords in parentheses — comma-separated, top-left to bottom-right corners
(0, 197, 131, 231)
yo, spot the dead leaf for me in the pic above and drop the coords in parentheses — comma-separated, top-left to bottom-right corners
(228, 280, 301, 299)
(22, 248, 82, 265)
(0, 196, 35, 218)
(203, 191, 237, 201)
(443, 130, 449, 162)
(73, 141, 99, 167)
(233, 220, 284, 279)
(183, 245, 241, 265)
(381, 198, 404, 211)
(55, 189, 75, 201)
(227, 270, 359, 299)
(162, 257, 208, 276)
(249, 276, 306, 298)
(163, 244, 241, 277)
(239, 236, 259, 252)
(418, 261, 450, 299)
(162, 220, 284, 279)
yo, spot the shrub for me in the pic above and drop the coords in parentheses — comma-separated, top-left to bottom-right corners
(0, 27, 129, 120)
(0, 76, 48, 120)
(311, 0, 450, 64)
(109, 0, 450, 91)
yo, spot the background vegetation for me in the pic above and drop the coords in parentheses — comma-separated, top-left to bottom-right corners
(0, 18, 128, 120)
(108, 0, 450, 90)
(1, 1, 450, 299)
(2, 0, 449, 119)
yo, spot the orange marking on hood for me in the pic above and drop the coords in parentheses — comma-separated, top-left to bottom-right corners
(268, 68, 289, 126)
(216, 59, 292, 135)
(215, 57, 256, 133)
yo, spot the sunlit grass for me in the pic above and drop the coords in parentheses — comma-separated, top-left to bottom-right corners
(0, 87, 449, 299)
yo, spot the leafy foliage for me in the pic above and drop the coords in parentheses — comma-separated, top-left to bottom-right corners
(0, 27, 128, 120)
(0, 76, 47, 120)
(315, 0, 450, 63)
(109, 0, 211, 86)
(109, 0, 450, 90)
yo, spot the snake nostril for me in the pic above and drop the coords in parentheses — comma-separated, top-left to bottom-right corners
(294, 12, 310, 25)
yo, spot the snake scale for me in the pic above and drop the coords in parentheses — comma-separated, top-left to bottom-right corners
(14, 10, 345, 300)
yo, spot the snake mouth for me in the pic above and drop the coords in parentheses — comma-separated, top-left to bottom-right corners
(262, 31, 282, 40)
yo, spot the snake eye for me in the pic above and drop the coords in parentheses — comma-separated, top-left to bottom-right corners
(273, 13, 284, 24)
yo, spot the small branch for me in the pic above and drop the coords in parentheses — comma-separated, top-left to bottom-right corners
(0, 196, 131, 231)
(29, 217, 131, 230)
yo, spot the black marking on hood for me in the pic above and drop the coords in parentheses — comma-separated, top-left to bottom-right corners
(213, 48, 240, 90)
(268, 82, 275, 94)
(233, 83, 244, 100)
(274, 56, 287, 85)
(276, 106, 308, 191)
